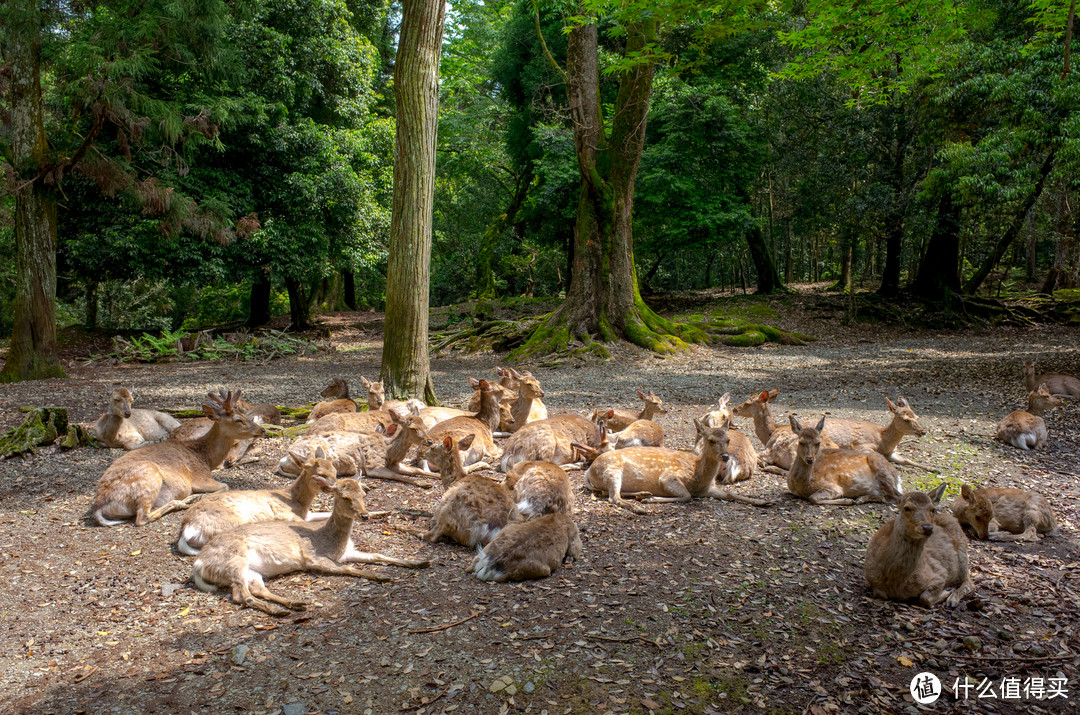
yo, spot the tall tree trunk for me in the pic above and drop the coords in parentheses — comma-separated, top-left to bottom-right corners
(2, 1, 65, 382)
(284, 277, 311, 330)
(963, 150, 1056, 295)
(838, 228, 854, 293)
(746, 225, 786, 294)
(343, 269, 358, 310)
(380, 0, 445, 403)
(248, 270, 272, 327)
(1025, 209, 1038, 283)
(877, 114, 909, 298)
(909, 193, 962, 301)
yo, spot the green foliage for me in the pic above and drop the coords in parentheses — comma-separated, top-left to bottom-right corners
(105, 329, 320, 363)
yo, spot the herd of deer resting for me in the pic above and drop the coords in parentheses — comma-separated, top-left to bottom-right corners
(81, 360, 1077, 616)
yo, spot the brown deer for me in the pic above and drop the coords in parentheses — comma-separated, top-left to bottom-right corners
(465, 380, 518, 433)
(307, 378, 358, 423)
(89, 387, 181, 449)
(865, 484, 974, 608)
(177, 447, 338, 555)
(420, 378, 505, 469)
(710, 416, 757, 484)
(995, 384, 1062, 450)
(504, 461, 574, 518)
(607, 418, 665, 448)
(950, 484, 1057, 542)
(818, 397, 931, 471)
(499, 415, 606, 471)
(590, 391, 666, 432)
(731, 389, 838, 472)
(308, 408, 397, 436)
(583, 419, 772, 515)
(422, 434, 515, 546)
(785, 415, 901, 506)
(91, 390, 264, 527)
(470, 512, 582, 582)
(167, 394, 276, 466)
(1023, 359, 1080, 398)
(192, 478, 430, 615)
(361, 376, 426, 413)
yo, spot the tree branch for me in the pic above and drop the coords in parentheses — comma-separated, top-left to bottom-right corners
(532, 0, 567, 83)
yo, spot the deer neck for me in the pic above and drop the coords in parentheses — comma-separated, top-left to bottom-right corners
(98, 412, 125, 441)
(886, 521, 929, 577)
(288, 473, 322, 512)
(439, 455, 468, 488)
(189, 422, 238, 469)
(1026, 397, 1048, 417)
(511, 393, 535, 427)
(687, 447, 724, 494)
(474, 393, 501, 432)
(750, 405, 779, 445)
(384, 428, 416, 466)
(318, 496, 358, 557)
(638, 403, 659, 421)
(785, 452, 815, 493)
(876, 420, 903, 454)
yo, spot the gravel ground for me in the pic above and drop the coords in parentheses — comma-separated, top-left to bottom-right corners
(0, 296, 1078, 715)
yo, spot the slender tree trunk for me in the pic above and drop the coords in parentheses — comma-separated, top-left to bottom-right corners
(838, 228, 854, 293)
(248, 270, 272, 327)
(284, 277, 311, 330)
(380, 0, 445, 403)
(85, 281, 98, 330)
(963, 150, 1056, 295)
(746, 225, 786, 294)
(909, 193, 962, 301)
(642, 251, 668, 294)
(1025, 209, 1038, 283)
(343, 269, 358, 310)
(2, 1, 65, 381)
(877, 115, 909, 298)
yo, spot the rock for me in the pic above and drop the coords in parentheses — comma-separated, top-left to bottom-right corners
(161, 583, 182, 598)
(934, 639, 948, 652)
(282, 703, 307, 715)
(232, 644, 250, 666)
(523, 682, 535, 694)
(489, 675, 513, 693)
(1012, 642, 1030, 654)
(996, 630, 1013, 641)
(1028, 644, 1049, 658)
(963, 636, 981, 653)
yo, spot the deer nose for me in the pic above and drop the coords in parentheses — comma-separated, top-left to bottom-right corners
(720, 454, 731, 462)
(123, 410, 132, 418)
(805, 456, 814, 465)
(921, 524, 934, 536)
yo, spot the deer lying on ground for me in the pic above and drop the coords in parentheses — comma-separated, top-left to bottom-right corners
(467, 367, 547, 430)
(584, 419, 772, 515)
(470, 512, 582, 582)
(420, 378, 505, 469)
(91, 390, 264, 526)
(422, 435, 515, 546)
(278, 416, 437, 486)
(192, 478, 430, 615)
(464, 379, 518, 433)
(89, 387, 181, 449)
(361, 376, 426, 414)
(590, 407, 664, 448)
(307, 378, 357, 423)
(499, 415, 606, 471)
(590, 391, 666, 432)
(817, 397, 931, 471)
(950, 483, 1057, 542)
(865, 484, 974, 608)
(504, 461, 574, 518)
(710, 416, 757, 484)
(1023, 359, 1080, 398)
(731, 389, 838, 472)
(995, 384, 1062, 450)
(168, 394, 276, 465)
(785, 415, 901, 506)
(308, 408, 397, 436)
(177, 447, 338, 555)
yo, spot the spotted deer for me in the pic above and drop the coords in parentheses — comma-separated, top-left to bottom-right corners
(422, 434, 515, 547)
(731, 389, 838, 472)
(951, 484, 1057, 542)
(504, 461, 574, 518)
(785, 415, 901, 506)
(420, 378, 505, 469)
(590, 391, 665, 432)
(89, 386, 180, 449)
(818, 397, 931, 471)
(865, 484, 974, 608)
(307, 378, 358, 423)
(499, 415, 606, 471)
(91, 390, 264, 526)
(995, 384, 1061, 450)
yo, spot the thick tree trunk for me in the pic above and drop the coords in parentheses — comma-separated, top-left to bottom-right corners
(380, 0, 445, 403)
(909, 193, 962, 301)
(838, 231, 853, 293)
(2, 1, 65, 382)
(746, 226, 786, 294)
(343, 269, 358, 310)
(248, 270, 272, 328)
(284, 277, 312, 330)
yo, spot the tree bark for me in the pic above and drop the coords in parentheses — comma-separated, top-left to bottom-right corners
(284, 277, 312, 330)
(380, 0, 445, 403)
(746, 225, 786, 294)
(248, 270, 272, 327)
(343, 269, 358, 310)
(909, 193, 962, 301)
(1, 0, 65, 381)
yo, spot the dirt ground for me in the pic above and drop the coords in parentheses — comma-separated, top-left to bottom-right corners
(1, 293, 1079, 715)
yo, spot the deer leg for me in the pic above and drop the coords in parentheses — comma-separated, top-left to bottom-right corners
(340, 545, 431, 569)
(392, 462, 440, 478)
(463, 462, 491, 474)
(231, 581, 290, 616)
(135, 495, 199, 526)
(189, 472, 229, 494)
(248, 581, 307, 611)
(641, 473, 692, 504)
(507, 558, 553, 580)
(989, 526, 1040, 543)
(762, 465, 788, 476)
(918, 581, 948, 608)
(886, 452, 934, 472)
(602, 472, 649, 515)
(363, 466, 434, 488)
(705, 485, 772, 507)
(422, 524, 446, 543)
(945, 576, 975, 608)
(808, 489, 855, 507)
(307, 556, 392, 582)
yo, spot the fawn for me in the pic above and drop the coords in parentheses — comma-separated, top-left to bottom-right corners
(818, 397, 931, 471)
(504, 461, 574, 518)
(996, 384, 1062, 450)
(584, 419, 772, 515)
(92, 390, 264, 526)
(590, 391, 666, 432)
(951, 483, 1057, 542)
(422, 434, 515, 547)
(731, 389, 838, 472)
(499, 415, 606, 471)
(785, 415, 901, 506)
(470, 512, 582, 582)
(192, 478, 430, 615)
(307, 378, 358, 422)
(89, 386, 181, 450)
(177, 447, 338, 555)
(865, 484, 974, 607)
(1023, 359, 1080, 398)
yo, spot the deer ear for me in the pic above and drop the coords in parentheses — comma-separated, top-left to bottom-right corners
(886, 397, 897, 413)
(637, 390, 646, 400)
(385, 423, 398, 437)
(789, 415, 802, 432)
(458, 434, 476, 450)
(767, 388, 779, 401)
(606, 409, 614, 419)
(202, 404, 218, 420)
(694, 417, 708, 435)
(898, 396, 910, 408)
(758, 391, 769, 402)
(469, 377, 480, 388)
(288, 449, 306, 465)
(928, 483, 947, 504)
(961, 484, 973, 500)
(312, 474, 334, 490)
(479, 379, 490, 389)
(719, 393, 730, 407)
(815, 415, 826, 432)
(443, 436, 453, 450)
(361, 376, 372, 387)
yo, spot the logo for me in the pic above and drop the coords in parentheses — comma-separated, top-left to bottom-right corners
(911, 672, 942, 705)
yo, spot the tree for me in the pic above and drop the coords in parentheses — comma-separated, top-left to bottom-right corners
(380, 0, 446, 402)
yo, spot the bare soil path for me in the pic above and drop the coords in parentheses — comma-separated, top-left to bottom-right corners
(0, 299, 1078, 714)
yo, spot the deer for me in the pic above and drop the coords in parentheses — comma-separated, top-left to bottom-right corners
(995, 384, 1062, 450)
(816, 397, 932, 471)
(176, 447, 338, 555)
(168, 394, 276, 466)
(1023, 359, 1080, 398)
(583, 419, 772, 515)
(607, 418, 665, 448)
(504, 461, 574, 518)
(278, 415, 437, 487)
(499, 415, 607, 472)
(419, 378, 505, 470)
(308, 408, 397, 437)
(785, 415, 901, 506)
(950, 483, 1057, 542)
(470, 512, 582, 582)
(191, 478, 430, 615)
(91, 390, 265, 527)
(865, 484, 975, 608)
(89, 386, 181, 449)
(422, 434, 516, 546)
(731, 389, 838, 473)
(361, 376, 426, 414)
(307, 378, 358, 423)
(590, 390, 666, 432)
(710, 416, 758, 484)
(464, 379, 519, 433)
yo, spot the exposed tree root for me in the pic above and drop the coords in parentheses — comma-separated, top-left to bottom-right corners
(0, 407, 92, 457)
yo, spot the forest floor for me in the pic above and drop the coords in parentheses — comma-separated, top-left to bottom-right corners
(0, 286, 1078, 715)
